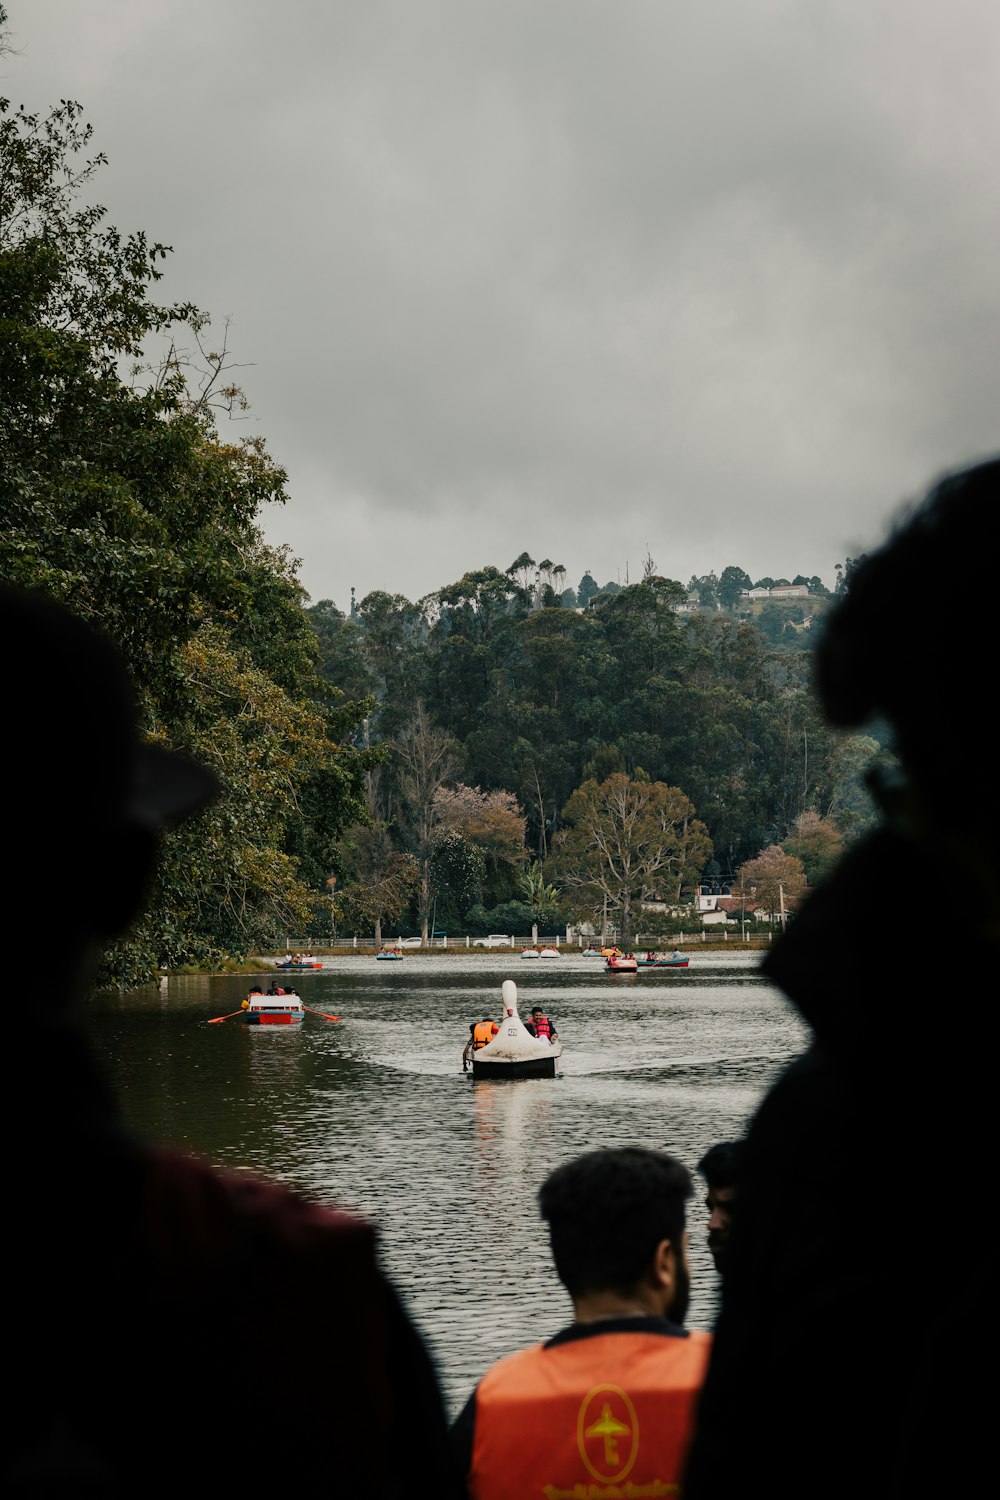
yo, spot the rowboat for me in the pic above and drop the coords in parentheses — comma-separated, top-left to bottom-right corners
(276, 958, 323, 971)
(635, 951, 690, 969)
(471, 980, 563, 1079)
(244, 991, 304, 1026)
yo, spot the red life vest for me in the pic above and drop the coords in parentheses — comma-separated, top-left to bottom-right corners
(473, 1021, 499, 1049)
(531, 1013, 553, 1040)
(467, 1326, 711, 1500)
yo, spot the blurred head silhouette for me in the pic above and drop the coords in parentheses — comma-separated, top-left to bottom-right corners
(815, 457, 1000, 864)
(2, 585, 218, 991)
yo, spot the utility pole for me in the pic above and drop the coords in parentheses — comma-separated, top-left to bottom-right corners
(778, 881, 786, 932)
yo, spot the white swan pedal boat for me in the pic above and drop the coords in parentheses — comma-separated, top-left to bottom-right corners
(472, 980, 562, 1080)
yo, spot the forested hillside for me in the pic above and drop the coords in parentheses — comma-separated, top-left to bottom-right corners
(1, 47, 881, 973)
(307, 568, 882, 944)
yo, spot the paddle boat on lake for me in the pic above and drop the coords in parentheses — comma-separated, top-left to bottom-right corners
(538, 946, 559, 958)
(521, 945, 539, 958)
(469, 980, 563, 1079)
(275, 953, 323, 971)
(242, 989, 305, 1025)
(606, 952, 639, 974)
(376, 946, 405, 961)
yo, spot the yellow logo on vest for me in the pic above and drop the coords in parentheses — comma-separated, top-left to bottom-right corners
(577, 1384, 639, 1482)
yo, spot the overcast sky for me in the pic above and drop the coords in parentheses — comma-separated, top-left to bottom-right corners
(6, 2, 1000, 608)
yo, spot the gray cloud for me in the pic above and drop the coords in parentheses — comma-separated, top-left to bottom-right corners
(8, 1, 1000, 605)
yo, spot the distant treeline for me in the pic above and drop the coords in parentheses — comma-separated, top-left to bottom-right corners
(305, 560, 881, 941)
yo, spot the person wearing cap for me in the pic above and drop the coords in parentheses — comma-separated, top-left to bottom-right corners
(1, 584, 459, 1496)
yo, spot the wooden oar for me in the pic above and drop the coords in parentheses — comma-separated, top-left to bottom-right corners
(303, 1006, 342, 1022)
(207, 1009, 246, 1024)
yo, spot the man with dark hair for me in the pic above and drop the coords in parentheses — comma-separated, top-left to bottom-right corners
(451, 1146, 710, 1499)
(524, 1004, 557, 1041)
(683, 457, 999, 1500)
(696, 1141, 743, 1274)
(1, 585, 457, 1496)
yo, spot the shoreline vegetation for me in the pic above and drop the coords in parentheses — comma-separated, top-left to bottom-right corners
(156, 935, 773, 977)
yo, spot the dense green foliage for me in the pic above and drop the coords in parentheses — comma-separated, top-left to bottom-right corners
(0, 91, 374, 983)
(309, 563, 880, 938)
(1, 38, 879, 963)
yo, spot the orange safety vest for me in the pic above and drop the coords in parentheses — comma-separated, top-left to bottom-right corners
(467, 1326, 711, 1500)
(473, 1021, 499, 1049)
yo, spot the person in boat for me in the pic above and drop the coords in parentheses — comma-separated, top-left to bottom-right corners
(242, 985, 263, 1011)
(463, 1014, 500, 1069)
(450, 1146, 710, 1498)
(1, 584, 458, 1496)
(682, 457, 1000, 1500)
(524, 1006, 557, 1042)
(695, 1141, 743, 1276)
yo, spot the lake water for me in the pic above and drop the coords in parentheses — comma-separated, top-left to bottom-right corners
(86, 951, 808, 1418)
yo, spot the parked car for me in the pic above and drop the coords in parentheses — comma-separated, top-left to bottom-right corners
(397, 936, 422, 947)
(473, 934, 512, 947)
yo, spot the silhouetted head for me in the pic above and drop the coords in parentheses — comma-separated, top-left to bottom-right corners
(697, 1141, 743, 1191)
(697, 1142, 743, 1274)
(1, 585, 218, 959)
(539, 1146, 692, 1319)
(815, 457, 1000, 840)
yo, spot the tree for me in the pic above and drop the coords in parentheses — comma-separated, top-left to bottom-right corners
(552, 774, 712, 950)
(337, 823, 420, 945)
(781, 811, 843, 886)
(718, 565, 753, 609)
(822, 732, 883, 836)
(430, 830, 486, 925)
(395, 703, 461, 941)
(734, 846, 807, 925)
(520, 861, 562, 939)
(577, 571, 600, 608)
(0, 87, 372, 982)
(688, 573, 720, 608)
(834, 556, 867, 595)
(432, 784, 526, 871)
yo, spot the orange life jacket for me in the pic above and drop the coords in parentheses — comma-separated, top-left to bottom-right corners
(467, 1326, 711, 1500)
(473, 1021, 498, 1049)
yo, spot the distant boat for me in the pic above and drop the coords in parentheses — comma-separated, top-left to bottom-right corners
(606, 952, 639, 974)
(520, 946, 539, 958)
(538, 947, 559, 958)
(635, 950, 689, 968)
(376, 947, 405, 961)
(470, 980, 563, 1079)
(581, 946, 602, 957)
